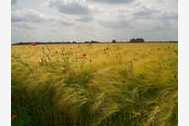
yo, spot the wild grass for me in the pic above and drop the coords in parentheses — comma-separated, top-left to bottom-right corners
(12, 43, 177, 126)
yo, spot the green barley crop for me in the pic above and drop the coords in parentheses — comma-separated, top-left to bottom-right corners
(12, 43, 177, 126)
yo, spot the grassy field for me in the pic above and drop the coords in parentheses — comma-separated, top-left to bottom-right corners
(12, 43, 178, 126)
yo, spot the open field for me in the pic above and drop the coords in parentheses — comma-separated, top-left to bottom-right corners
(12, 43, 178, 126)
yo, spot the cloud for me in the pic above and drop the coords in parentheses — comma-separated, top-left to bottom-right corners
(98, 19, 132, 29)
(161, 12, 178, 20)
(133, 6, 177, 31)
(12, 9, 48, 23)
(48, 0, 90, 15)
(12, 22, 33, 30)
(12, 8, 74, 26)
(133, 6, 177, 21)
(95, 4, 177, 40)
(11, 0, 178, 42)
(76, 16, 93, 22)
(133, 7, 159, 18)
(90, 0, 135, 4)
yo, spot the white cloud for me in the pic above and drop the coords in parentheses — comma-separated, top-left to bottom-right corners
(11, 0, 178, 42)
(90, 0, 135, 4)
(12, 8, 75, 25)
(12, 9, 48, 23)
(48, 0, 91, 15)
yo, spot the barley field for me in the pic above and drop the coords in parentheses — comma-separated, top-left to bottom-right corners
(12, 43, 178, 126)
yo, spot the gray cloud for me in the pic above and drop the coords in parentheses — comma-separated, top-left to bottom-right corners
(12, 22, 33, 30)
(11, 0, 178, 42)
(90, 0, 135, 4)
(96, 4, 177, 40)
(58, 20, 74, 26)
(76, 16, 93, 22)
(98, 19, 132, 29)
(12, 8, 74, 26)
(49, 0, 90, 15)
(161, 12, 178, 20)
(133, 7, 160, 18)
(133, 6, 177, 21)
(12, 9, 48, 23)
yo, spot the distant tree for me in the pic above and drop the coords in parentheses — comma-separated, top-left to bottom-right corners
(84, 41, 89, 43)
(72, 41, 77, 44)
(130, 38, 145, 43)
(91, 40, 99, 43)
(112, 40, 116, 43)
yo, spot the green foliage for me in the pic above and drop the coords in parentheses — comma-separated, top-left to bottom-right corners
(64, 69, 93, 88)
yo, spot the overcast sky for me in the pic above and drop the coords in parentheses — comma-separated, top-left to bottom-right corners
(11, 0, 178, 42)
